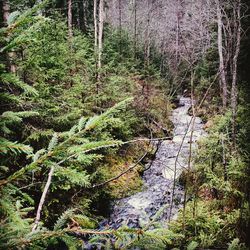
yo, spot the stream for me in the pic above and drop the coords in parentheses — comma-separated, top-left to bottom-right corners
(103, 97, 206, 230)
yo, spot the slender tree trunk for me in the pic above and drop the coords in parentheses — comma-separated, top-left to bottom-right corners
(76, 2, 80, 29)
(82, 0, 87, 32)
(68, 0, 73, 40)
(175, 1, 181, 71)
(119, 0, 122, 57)
(216, 0, 227, 108)
(133, 0, 137, 58)
(83, 0, 87, 32)
(94, 0, 98, 49)
(144, 0, 150, 68)
(97, 0, 104, 83)
(160, 40, 165, 75)
(231, 0, 241, 149)
(2, 0, 9, 25)
(94, 0, 98, 80)
(2, 0, 16, 73)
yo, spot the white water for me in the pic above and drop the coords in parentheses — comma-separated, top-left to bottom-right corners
(107, 97, 206, 229)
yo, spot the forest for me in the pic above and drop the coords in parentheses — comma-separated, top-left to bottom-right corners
(0, 0, 250, 249)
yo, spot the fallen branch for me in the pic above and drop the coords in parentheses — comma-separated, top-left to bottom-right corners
(32, 165, 55, 232)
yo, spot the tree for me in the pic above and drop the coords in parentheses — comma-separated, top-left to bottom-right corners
(216, 0, 228, 108)
(94, 0, 98, 80)
(97, 0, 104, 83)
(133, 0, 137, 57)
(1, 0, 16, 73)
(231, 0, 241, 148)
(68, 0, 73, 40)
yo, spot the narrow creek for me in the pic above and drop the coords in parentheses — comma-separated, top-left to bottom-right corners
(105, 96, 206, 229)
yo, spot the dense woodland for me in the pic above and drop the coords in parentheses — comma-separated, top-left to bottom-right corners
(0, 0, 250, 249)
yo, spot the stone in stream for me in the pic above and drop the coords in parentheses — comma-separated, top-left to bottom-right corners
(105, 97, 206, 230)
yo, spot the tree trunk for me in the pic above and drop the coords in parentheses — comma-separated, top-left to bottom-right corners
(2, 0, 16, 73)
(133, 0, 137, 58)
(97, 0, 104, 82)
(68, 0, 73, 40)
(231, 0, 241, 149)
(175, 1, 181, 71)
(119, 0, 122, 57)
(83, 0, 87, 32)
(144, 0, 151, 68)
(78, 0, 86, 32)
(94, 0, 98, 80)
(2, 0, 10, 25)
(216, 0, 227, 108)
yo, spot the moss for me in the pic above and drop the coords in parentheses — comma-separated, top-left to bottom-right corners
(108, 159, 144, 199)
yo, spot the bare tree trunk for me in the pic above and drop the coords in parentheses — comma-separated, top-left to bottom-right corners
(133, 0, 137, 58)
(94, 0, 98, 81)
(78, 0, 86, 32)
(175, 0, 181, 71)
(82, 0, 87, 32)
(144, 0, 151, 68)
(2, 0, 9, 25)
(160, 40, 166, 75)
(68, 0, 73, 40)
(231, 0, 241, 149)
(76, 3, 80, 29)
(216, 0, 227, 108)
(94, 0, 98, 49)
(119, 0, 122, 56)
(97, 0, 104, 83)
(2, 0, 16, 73)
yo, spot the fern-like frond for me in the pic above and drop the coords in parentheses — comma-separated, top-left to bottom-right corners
(0, 137, 33, 155)
(54, 167, 90, 187)
(0, 111, 39, 134)
(84, 97, 133, 131)
(60, 234, 82, 250)
(33, 149, 46, 162)
(73, 214, 97, 229)
(76, 153, 103, 165)
(78, 117, 87, 132)
(48, 133, 58, 151)
(54, 208, 77, 230)
(1, 73, 38, 96)
(68, 140, 122, 155)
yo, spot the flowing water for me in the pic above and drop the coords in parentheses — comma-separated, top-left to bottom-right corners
(105, 97, 206, 229)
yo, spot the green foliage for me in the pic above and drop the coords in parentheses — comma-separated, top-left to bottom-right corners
(0, 73, 38, 97)
(0, 98, 134, 249)
(0, 137, 32, 155)
(0, 1, 187, 249)
(168, 111, 249, 249)
(228, 238, 248, 250)
(187, 241, 199, 250)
